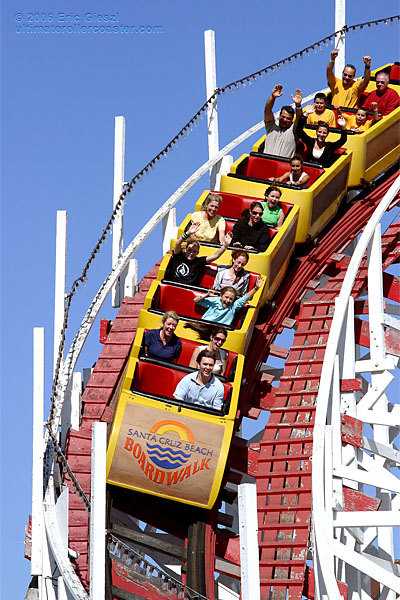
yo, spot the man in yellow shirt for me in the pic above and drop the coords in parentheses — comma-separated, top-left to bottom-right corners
(327, 51, 371, 108)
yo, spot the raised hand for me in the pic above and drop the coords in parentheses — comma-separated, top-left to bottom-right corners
(371, 101, 378, 111)
(224, 231, 233, 246)
(206, 288, 219, 297)
(331, 50, 338, 61)
(187, 221, 201, 236)
(271, 84, 283, 98)
(255, 275, 263, 289)
(337, 115, 346, 129)
(363, 56, 371, 68)
(291, 89, 303, 106)
(305, 104, 315, 115)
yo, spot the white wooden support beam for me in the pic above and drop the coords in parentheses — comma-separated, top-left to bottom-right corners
(54, 211, 67, 376)
(334, 511, 400, 528)
(367, 226, 385, 364)
(31, 327, 45, 576)
(238, 483, 260, 600)
(332, 465, 400, 493)
(333, 541, 400, 594)
(112, 116, 126, 308)
(57, 577, 68, 600)
(334, 0, 346, 75)
(61, 371, 82, 449)
(123, 258, 139, 298)
(357, 371, 394, 410)
(214, 155, 233, 192)
(361, 437, 400, 465)
(204, 29, 220, 190)
(90, 422, 107, 600)
(162, 208, 177, 256)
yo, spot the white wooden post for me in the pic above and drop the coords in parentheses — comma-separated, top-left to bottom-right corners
(162, 208, 177, 255)
(204, 29, 220, 191)
(335, 0, 346, 76)
(123, 258, 139, 297)
(238, 483, 260, 600)
(61, 371, 82, 449)
(90, 422, 107, 600)
(367, 226, 395, 600)
(31, 327, 45, 577)
(112, 116, 126, 308)
(54, 211, 67, 376)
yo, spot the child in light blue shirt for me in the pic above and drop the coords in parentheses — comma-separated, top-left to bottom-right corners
(194, 277, 263, 326)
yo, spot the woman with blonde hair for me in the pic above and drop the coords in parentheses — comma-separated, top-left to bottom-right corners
(143, 311, 182, 363)
(188, 193, 226, 244)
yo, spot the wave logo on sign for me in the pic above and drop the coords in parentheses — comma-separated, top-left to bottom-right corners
(146, 420, 194, 470)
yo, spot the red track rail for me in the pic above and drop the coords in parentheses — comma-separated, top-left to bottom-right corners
(62, 171, 399, 599)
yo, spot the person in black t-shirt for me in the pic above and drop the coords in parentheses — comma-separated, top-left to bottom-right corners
(165, 223, 232, 287)
(231, 202, 271, 253)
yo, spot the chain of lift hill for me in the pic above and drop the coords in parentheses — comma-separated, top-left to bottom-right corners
(47, 14, 399, 429)
(109, 533, 209, 600)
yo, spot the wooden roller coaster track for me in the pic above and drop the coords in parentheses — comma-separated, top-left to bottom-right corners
(59, 169, 399, 600)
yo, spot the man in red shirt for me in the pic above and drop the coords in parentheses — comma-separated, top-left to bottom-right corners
(362, 71, 400, 116)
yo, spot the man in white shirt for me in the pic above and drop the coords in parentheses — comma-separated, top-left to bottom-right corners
(173, 350, 225, 410)
(263, 85, 303, 158)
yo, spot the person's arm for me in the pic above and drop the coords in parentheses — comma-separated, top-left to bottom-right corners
(245, 275, 264, 301)
(291, 88, 303, 127)
(370, 101, 379, 125)
(358, 56, 371, 95)
(143, 330, 151, 357)
(382, 91, 400, 116)
(189, 346, 201, 369)
(296, 107, 313, 144)
(173, 222, 200, 254)
(172, 338, 182, 365)
(332, 115, 348, 150)
(277, 210, 285, 227)
(213, 385, 224, 410)
(220, 351, 229, 377)
(275, 170, 291, 184)
(327, 51, 338, 89)
(264, 85, 283, 124)
(255, 225, 271, 253)
(206, 232, 232, 263)
(218, 218, 226, 244)
(194, 289, 218, 304)
(231, 219, 245, 247)
(173, 375, 189, 401)
(206, 232, 232, 264)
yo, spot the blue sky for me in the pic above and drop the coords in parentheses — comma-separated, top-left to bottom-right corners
(1, 1, 399, 596)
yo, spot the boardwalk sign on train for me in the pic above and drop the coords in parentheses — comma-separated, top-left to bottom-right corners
(107, 401, 226, 505)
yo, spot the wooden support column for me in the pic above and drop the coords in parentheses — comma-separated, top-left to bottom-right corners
(238, 483, 260, 600)
(335, 0, 346, 75)
(31, 327, 45, 577)
(112, 116, 126, 308)
(90, 422, 107, 600)
(53, 211, 67, 376)
(204, 29, 220, 191)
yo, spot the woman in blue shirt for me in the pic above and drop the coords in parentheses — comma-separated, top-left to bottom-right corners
(144, 311, 182, 362)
